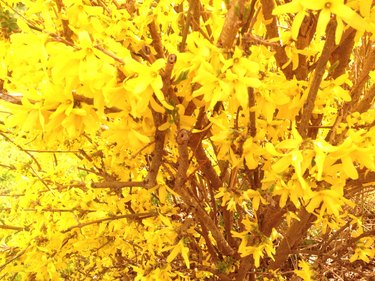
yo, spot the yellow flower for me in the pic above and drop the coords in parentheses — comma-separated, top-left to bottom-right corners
(302, 0, 365, 42)
(273, 0, 366, 44)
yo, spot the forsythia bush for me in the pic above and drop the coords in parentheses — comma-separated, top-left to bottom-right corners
(0, 0, 374, 280)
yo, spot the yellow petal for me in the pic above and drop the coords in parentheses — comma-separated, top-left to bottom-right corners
(316, 8, 331, 38)
(335, 17, 344, 45)
(306, 194, 323, 213)
(292, 11, 306, 40)
(154, 88, 174, 110)
(181, 243, 190, 269)
(265, 142, 284, 156)
(315, 150, 326, 181)
(166, 243, 181, 263)
(272, 1, 302, 15)
(359, 0, 372, 17)
(272, 155, 292, 173)
(342, 156, 358, 179)
(149, 96, 166, 113)
(301, 0, 325, 10)
(131, 129, 150, 144)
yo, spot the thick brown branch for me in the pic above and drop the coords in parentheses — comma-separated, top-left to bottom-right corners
(148, 20, 164, 58)
(329, 28, 356, 79)
(145, 111, 166, 188)
(218, 0, 245, 48)
(236, 255, 255, 281)
(295, 12, 316, 80)
(260, 0, 293, 79)
(174, 130, 235, 256)
(94, 45, 125, 64)
(352, 81, 375, 113)
(298, 19, 336, 138)
(269, 208, 314, 270)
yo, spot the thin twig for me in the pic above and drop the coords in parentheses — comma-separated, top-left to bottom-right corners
(0, 224, 25, 231)
(0, 132, 42, 171)
(62, 212, 157, 233)
(94, 45, 125, 64)
(0, 244, 30, 273)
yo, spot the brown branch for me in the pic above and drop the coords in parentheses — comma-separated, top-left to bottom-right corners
(352, 82, 375, 113)
(61, 212, 157, 233)
(241, 0, 258, 34)
(329, 28, 356, 79)
(200, 2, 213, 39)
(0, 92, 22, 104)
(260, 0, 293, 79)
(218, 0, 245, 48)
(269, 208, 315, 270)
(72, 93, 122, 113)
(0, 244, 30, 273)
(298, 19, 336, 138)
(295, 12, 316, 80)
(0, 208, 95, 214)
(0, 224, 25, 231)
(191, 18, 211, 42)
(320, 221, 350, 252)
(174, 130, 235, 256)
(236, 255, 255, 281)
(190, 140, 222, 191)
(0, 91, 122, 114)
(194, 265, 231, 281)
(244, 33, 280, 47)
(248, 88, 256, 137)
(327, 46, 375, 142)
(27, 164, 55, 195)
(148, 20, 164, 59)
(145, 111, 166, 188)
(347, 47, 375, 109)
(162, 54, 180, 108)
(179, 1, 193, 51)
(94, 45, 125, 64)
(91, 181, 145, 189)
(198, 223, 220, 262)
(55, 0, 73, 43)
(25, 149, 80, 153)
(0, 163, 16, 170)
(346, 170, 375, 196)
(0, 132, 42, 171)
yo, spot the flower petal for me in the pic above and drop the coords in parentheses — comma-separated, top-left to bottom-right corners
(316, 8, 331, 38)
(292, 11, 306, 40)
(333, 4, 366, 32)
